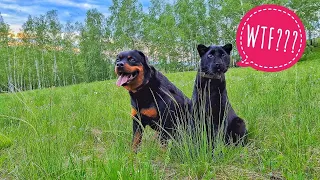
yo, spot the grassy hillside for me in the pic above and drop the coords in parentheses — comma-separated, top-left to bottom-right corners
(0, 48, 320, 179)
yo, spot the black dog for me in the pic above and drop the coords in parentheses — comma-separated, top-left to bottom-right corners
(115, 50, 191, 152)
(191, 44, 247, 145)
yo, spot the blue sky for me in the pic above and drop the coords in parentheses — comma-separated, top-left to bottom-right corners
(0, 0, 151, 33)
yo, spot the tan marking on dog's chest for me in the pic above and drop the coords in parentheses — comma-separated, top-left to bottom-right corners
(140, 107, 158, 118)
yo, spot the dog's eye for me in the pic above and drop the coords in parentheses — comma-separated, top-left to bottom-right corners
(208, 54, 213, 58)
(221, 54, 226, 57)
(129, 58, 135, 62)
(116, 58, 120, 62)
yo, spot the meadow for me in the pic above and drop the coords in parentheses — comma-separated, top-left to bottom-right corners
(0, 47, 320, 179)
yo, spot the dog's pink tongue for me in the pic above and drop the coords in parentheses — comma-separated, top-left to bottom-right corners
(116, 75, 130, 86)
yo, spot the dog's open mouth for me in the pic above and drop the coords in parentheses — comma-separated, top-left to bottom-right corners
(116, 71, 139, 86)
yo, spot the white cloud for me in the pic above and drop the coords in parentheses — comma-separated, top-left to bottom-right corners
(0, 0, 93, 33)
(0, 3, 39, 33)
(103, 12, 111, 18)
(64, 11, 71, 17)
(46, 0, 98, 10)
(10, 24, 22, 33)
(0, 12, 28, 33)
(1, 13, 12, 17)
(0, 0, 18, 2)
(0, 2, 45, 15)
(0, 0, 115, 33)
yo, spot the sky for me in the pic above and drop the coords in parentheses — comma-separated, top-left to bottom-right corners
(0, 0, 151, 33)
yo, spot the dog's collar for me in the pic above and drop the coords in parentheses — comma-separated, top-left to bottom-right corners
(199, 72, 222, 79)
(133, 80, 149, 92)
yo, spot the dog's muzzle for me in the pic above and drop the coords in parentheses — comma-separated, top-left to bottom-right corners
(199, 72, 222, 79)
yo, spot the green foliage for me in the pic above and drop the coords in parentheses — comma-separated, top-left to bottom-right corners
(80, 9, 109, 82)
(107, 0, 143, 49)
(0, 13, 10, 92)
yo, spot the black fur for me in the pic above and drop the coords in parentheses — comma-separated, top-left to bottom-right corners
(115, 50, 191, 152)
(191, 44, 247, 145)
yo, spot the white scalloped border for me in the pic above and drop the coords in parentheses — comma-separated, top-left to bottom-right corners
(239, 7, 303, 69)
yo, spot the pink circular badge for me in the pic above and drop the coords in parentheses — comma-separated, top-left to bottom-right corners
(236, 4, 306, 72)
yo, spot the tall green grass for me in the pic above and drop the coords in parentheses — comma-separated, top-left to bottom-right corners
(0, 49, 320, 179)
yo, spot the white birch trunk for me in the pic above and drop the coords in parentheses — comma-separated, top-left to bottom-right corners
(35, 59, 41, 89)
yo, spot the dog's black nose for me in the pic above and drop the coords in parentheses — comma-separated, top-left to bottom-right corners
(215, 63, 222, 72)
(116, 62, 124, 67)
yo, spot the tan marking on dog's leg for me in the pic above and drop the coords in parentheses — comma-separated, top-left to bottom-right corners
(132, 131, 142, 152)
(131, 108, 137, 117)
(153, 131, 160, 140)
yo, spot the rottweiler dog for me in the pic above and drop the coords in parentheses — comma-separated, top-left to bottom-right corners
(191, 43, 247, 145)
(115, 50, 191, 152)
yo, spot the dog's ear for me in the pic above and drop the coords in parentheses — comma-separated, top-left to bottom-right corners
(149, 65, 156, 74)
(222, 43, 232, 55)
(135, 50, 149, 64)
(197, 44, 209, 57)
